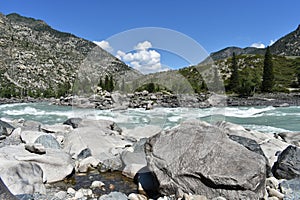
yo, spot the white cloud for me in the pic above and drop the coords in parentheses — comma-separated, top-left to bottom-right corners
(250, 42, 265, 49)
(134, 41, 152, 51)
(116, 41, 168, 74)
(93, 40, 114, 53)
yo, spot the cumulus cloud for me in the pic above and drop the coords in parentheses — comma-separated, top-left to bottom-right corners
(250, 42, 265, 49)
(116, 41, 169, 74)
(134, 41, 152, 51)
(93, 40, 114, 53)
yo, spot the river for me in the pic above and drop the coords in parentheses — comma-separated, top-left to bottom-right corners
(1, 102, 299, 133)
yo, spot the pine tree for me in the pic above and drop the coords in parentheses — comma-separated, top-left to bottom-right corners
(262, 47, 274, 92)
(98, 78, 103, 88)
(109, 75, 114, 92)
(104, 75, 109, 91)
(228, 52, 239, 93)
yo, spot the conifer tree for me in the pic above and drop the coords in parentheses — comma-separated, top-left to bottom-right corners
(104, 75, 109, 91)
(109, 75, 114, 92)
(262, 47, 274, 92)
(228, 52, 239, 93)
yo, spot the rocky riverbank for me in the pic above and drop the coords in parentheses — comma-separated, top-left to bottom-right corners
(1, 115, 300, 199)
(1, 92, 300, 109)
(52, 91, 300, 110)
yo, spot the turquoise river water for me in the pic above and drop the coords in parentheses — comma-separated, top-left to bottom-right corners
(1, 102, 300, 134)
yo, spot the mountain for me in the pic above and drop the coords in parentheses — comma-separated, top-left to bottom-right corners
(270, 25, 300, 56)
(210, 25, 300, 61)
(179, 25, 300, 95)
(210, 46, 266, 61)
(0, 13, 140, 97)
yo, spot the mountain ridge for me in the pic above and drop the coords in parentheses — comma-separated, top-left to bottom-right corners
(0, 12, 140, 97)
(210, 24, 300, 61)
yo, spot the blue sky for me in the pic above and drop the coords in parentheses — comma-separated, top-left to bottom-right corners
(1, 0, 300, 73)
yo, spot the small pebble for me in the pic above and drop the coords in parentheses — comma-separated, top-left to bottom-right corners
(91, 180, 105, 188)
(67, 187, 76, 195)
(109, 183, 115, 190)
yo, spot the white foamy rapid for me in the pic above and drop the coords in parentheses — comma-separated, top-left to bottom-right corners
(0, 103, 299, 133)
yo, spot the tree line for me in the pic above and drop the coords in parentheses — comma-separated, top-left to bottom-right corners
(227, 46, 274, 96)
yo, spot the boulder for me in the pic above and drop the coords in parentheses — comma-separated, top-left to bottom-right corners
(277, 132, 300, 147)
(0, 119, 15, 136)
(122, 125, 161, 140)
(121, 139, 147, 179)
(228, 134, 272, 176)
(98, 191, 127, 200)
(216, 121, 290, 167)
(40, 124, 73, 133)
(63, 118, 82, 128)
(64, 125, 132, 163)
(75, 156, 100, 173)
(0, 145, 73, 183)
(145, 120, 267, 199)
(272, 145, 300, 179)
(25, 143, 46, 154)
(21, 120, 41, 131)
(20, 131, 47, 144)
(0, 177, 18, 200)
(279, 178, 300, 200)
(34, 134, 61, 149)
(63, 118, 122, 134)
(0, 160, 45, 195)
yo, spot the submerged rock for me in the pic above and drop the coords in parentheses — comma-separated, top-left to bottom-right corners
(145, 120, 267, 199)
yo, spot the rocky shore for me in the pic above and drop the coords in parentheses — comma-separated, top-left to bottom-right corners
(1, 92, 300, 109)
(51, 91, 300, 110)
(1, 114, 300, 199)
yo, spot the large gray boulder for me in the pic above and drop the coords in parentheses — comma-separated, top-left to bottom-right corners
(0, 177, 19, 199)
(145, 120, 267, 199)
(216, 121, 290, 167)
(0, 159, 45, 195)
(272, 145, 300, 180)
(121, 139, 148, 179)
(0, 145, 73, 184)
(64, 120, 132, 164)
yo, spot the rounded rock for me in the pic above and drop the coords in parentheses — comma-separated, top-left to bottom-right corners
(54, 191, 67, 199)
(91, 180, 105, 188)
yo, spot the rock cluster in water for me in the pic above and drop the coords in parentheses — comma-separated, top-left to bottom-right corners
(1, 113, 300, 199)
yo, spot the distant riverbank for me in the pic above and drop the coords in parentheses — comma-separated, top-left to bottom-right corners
(1, 92, 300, 108)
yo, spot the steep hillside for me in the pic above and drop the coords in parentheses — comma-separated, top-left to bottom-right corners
(210, 25, 300, 62)
(210, 47, 265, 61)
(270, 25, 300, 56)
(0, 13, 139, 98)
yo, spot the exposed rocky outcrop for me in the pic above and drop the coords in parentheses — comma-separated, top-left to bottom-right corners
(0, 12, 139, 96)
